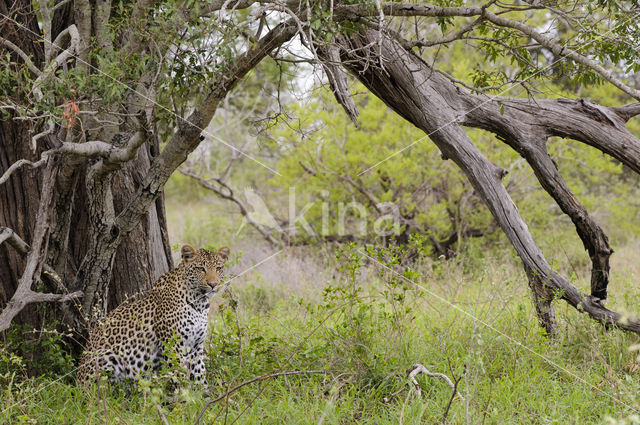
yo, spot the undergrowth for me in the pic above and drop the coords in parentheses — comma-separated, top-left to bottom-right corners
(1, 242, 640, 424)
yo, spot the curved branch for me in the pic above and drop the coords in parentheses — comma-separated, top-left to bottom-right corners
(514, 141, 613, 299)
(612, 102, 640, 122)
(33, 24, 80, 91)
(0, 157, 47, 186)
(353, 28, 640, 300)
(337, 29, 640, 334)
(0, 36, 42, 76)
(56, 131, 146, 165)
(0, 227, 68, 293)
(179, 168, 280, 246)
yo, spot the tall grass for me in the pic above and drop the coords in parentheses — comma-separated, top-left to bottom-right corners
(2, 238, 639, 424)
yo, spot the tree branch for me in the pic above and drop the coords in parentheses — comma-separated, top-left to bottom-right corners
(56, 131, 147, 165)
(481, 9, 640, 101)
(0, 158, 47, 186)
(179, 168, 280, 246)
(0, 159, 81, 332)
(612, 102, 640, 122)
(335, 3, 485, 19)
(334, 3, 640, 100)
(0, 36, 42, 76)
(337, 29, 640, 335)
(318, 45, 359, 126)
(366, 29, 640, 299)
(33, 24, 80, 93)
(0, 227, 30, 253)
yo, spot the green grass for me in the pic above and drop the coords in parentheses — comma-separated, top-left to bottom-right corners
(2, 241, 640, 424)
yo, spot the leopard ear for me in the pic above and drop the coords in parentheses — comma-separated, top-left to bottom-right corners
(181, 244, 197, 263)
(216, 246, 230, 262)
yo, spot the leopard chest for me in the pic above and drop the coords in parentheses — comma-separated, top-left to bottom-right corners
(177, 303, 210, 350)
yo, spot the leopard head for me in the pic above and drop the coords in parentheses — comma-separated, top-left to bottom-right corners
(180, 244, 230, 297)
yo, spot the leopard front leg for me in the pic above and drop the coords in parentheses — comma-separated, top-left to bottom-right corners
(184, 342, 208, 390)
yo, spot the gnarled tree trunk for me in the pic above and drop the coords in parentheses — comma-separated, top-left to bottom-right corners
(0, 0, 297, 339)
(0, 123, 173, 332)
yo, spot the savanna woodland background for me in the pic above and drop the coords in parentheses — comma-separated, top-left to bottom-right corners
(1, 0, 640, 422)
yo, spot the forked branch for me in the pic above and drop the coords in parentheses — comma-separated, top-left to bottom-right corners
(179, 168, 281, 246)
(0, 159, 82, 332)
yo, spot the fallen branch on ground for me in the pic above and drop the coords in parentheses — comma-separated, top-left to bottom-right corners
(384, 363, 464, 402)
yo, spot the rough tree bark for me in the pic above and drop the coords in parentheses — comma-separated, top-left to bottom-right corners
(0, 0, 172, 333)
(0, 0, 297, 336)
(336, 29, 640, 335)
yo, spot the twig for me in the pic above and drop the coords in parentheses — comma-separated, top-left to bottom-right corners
(193, 370, 329, 425)
(441, 367, 465, 424)
(0, 226, 75, 296)
(0, 37, 42, 76)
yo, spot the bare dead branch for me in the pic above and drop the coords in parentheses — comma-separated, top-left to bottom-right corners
(408, 363, 461, 398)
(31, 120, 55, 152)
(318, 45, 360, 126)
(612, 102, 640, 122)
(33, 24, 80, 94)
(383, 363, 464, 404)
(179, 168, 280, 246)
(56, 132, 146, 165)
(0, 227, 30, 253)
(0, 226, 78, 297)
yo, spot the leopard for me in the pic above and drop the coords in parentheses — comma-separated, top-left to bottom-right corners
(76, 244, 230, 387)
